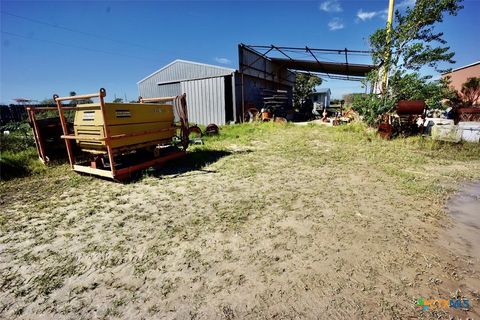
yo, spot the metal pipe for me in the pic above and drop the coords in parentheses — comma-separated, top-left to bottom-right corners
(27, 109, 46, 162)
(97, 88, 116, 177)
(140, 96, 176, 103)
(245, 44, 371, 54)
(54, 90, 105, 102)
(54, 94, 75, 167)
(382, 0, 395, 93)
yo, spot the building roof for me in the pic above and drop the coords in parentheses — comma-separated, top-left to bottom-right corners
(442, 61, 480, 75)
(316, 88, 331, 94)
(270, 58, 376, 78)
(137, 59, 236, 85)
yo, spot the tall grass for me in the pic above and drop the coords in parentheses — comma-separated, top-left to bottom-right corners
(1, 130, 44, 181)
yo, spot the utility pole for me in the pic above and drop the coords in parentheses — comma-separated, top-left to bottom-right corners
(382, 0, 395, 94)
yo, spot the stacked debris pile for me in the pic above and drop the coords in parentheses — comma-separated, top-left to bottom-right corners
(261, 89, 291, 119)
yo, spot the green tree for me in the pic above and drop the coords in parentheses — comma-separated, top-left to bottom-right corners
(112, 98, 124, 103)
(370, 0, 463, 77)
(458, 77, 480, 106)
(355, 0, 463, 125)
(293, 72, 322, 107)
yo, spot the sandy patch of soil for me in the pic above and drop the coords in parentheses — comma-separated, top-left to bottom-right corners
(1, 125, 479, 319)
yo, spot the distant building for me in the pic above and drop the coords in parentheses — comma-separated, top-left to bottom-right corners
(442, 61, 480, 104)
(311, 88, 331, 108)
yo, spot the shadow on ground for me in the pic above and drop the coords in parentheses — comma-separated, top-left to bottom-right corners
(131, 149, 240, 181)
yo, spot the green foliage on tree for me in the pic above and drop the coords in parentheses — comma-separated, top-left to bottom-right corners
(458, 77, 480, 106)
(354, 0, 463, 125)
(112, 98, 124, 103)
(369, 0, 463, 74)
(293, 72, 322, 107)
(388, 72, 456, 109)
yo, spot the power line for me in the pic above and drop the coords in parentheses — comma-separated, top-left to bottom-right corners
(1, 31, 152, 61)
(0, 10, 153, 50)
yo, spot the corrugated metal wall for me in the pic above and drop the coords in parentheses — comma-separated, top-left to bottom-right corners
(138, 60, 234, 98)
(181, 77, 226, 125)
(138, 81, 181, 99)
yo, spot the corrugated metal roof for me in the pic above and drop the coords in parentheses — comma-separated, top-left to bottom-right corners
(137, 59, 235, 84)
(316, 88, 331, 93)
(270, 58, 375, 77)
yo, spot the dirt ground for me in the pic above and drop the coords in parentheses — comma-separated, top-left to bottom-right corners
(1, 123, 480, 319)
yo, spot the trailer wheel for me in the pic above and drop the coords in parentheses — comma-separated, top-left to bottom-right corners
(188, 125, 202, 138)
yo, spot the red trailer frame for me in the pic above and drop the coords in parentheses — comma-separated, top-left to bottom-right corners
(26, 105, 75, 163)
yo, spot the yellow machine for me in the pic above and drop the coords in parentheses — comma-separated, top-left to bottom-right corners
(54, 88, 189, 180)
(74, 102, 175, 154)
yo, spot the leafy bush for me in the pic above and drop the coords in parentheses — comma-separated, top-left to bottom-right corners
(351, 94, 396, 126)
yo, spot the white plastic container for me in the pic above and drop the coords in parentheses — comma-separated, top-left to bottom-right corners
(458, 122, 480, 143)
(431, 124, 462, 142)
(422, 118, 454, 135)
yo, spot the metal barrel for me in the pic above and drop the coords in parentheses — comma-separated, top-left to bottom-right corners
(396, 100, 426, 115)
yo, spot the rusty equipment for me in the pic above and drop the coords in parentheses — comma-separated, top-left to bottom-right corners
(205, 123, 219, 135)
(378, 100, 427, 138)
(395, 100, 426, 135)
(54, 88, 189, 180)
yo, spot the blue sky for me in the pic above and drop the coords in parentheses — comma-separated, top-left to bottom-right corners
(1, 0, 479, 103)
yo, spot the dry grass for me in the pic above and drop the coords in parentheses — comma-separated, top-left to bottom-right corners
(1, 122, 479, 319)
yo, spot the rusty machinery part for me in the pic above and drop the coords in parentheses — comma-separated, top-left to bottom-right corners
(261, 111, 273, 122)
(396, 100, 426, 115)
(188, 125, 203, 138)
(378, 123, 394, 139)
(244, 108, 260, 123)
(205, 123, 219, 135)
(273, 117, 287, 124)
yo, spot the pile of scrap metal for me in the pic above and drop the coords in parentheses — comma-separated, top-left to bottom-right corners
(378, 100, 426, 139)
(377, 100, 480, 143)
(28, 88, 194, 180)
(260, 89, 291, 122)
(243, 89, 291, 123)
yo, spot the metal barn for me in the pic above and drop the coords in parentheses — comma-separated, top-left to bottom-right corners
(137, 60, 237, 125)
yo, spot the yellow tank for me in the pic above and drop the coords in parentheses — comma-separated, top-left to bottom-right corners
(74, 102, 175, 154)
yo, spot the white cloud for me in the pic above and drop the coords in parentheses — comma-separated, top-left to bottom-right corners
(397, 0, 416, 9)
(356, 8, 388, 22)
(215, 57, 231, 65)
(319, 0, 342, 13)
(356, 0, 415, 23)
(357, 9, 378, 21)
(328, 18, 345, 31)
